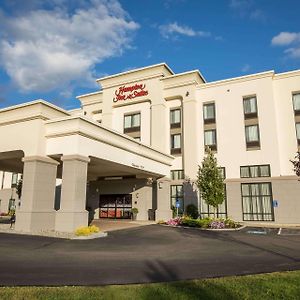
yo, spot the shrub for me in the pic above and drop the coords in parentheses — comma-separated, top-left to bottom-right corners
(210, 220, 225, 229)
(75, 225, 100, 236)
(181, 216, 198, 227)
(131, 208, 139, 214)
(186, 204, 199, 219)
(157, 220, 166, 224)
(166, 217, 182, 226)
(224, 218, 240, 228)
(197, 218, 211, 228)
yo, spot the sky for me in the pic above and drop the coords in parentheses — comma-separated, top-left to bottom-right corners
(0, 0, 299, 110)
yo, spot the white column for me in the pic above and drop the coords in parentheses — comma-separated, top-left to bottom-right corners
(155, 178, 172, 221)
(15, 156, 59, 232)
(55, 155, 90, 232)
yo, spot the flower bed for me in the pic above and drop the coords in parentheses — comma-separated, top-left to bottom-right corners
(161, 216, 241, 230)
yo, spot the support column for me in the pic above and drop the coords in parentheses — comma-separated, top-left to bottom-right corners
(15, 156, 59, 232)
(55, 155, 90, 232)
(155, 178, 172, 221)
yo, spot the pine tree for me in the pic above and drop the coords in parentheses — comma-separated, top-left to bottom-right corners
(196, 147, 225, 219)
(291, 151, 300, 178)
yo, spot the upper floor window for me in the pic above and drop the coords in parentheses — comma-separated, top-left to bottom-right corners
(170, 170, 184, 180)
(240, 165, 271, 178)
(296, 123, 300, 145)
(170, 108, 181, 128)
(170, 134, 181, 154)
(218, 167, 226, 179)
(293, 93, 300, 115)
(124, 113, 140, 133)
(243, 96, 258, 119)
(204, 129, 217, 151)
(245, 124, 260, 148)
(11, 173, 18, 188)
(203, 103, 215, 124)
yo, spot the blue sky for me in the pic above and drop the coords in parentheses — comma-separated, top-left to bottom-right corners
(0, 0, 299, 109)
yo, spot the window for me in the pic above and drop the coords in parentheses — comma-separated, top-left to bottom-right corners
(243, 96, 258, 118)
(245, 125, 260, 147)
(92, 109, 102, 114)
(170, 109, 181, 128)
(170, 170, 184, 180)
(293, 93, 300, 115)
(170, 185, 184, 215)
(241, 183, 274, 221)
(240, 165, 271, 178)
(11, 173, 18, 188)
(218, 167, 226, 179)
(124, 113, 140, 133)
(170, 134, 181, 154)
(203, 103, 216, 124)
(204, 129, 217, 151)
(296, 123, 300, 145)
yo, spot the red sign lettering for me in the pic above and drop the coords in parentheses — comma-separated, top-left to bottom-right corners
(113, 83, 148, 103)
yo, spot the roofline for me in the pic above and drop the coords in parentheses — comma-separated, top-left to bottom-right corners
(76, 90, 103, 99)
(161, 69, 206, 83)
(201, 70, 275, 88)
(274, 69, 300, 79)
(0, 99, 70, 115)
(96, 62, 174, 82)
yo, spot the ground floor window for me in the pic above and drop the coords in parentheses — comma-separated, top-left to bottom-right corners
(99, 194, 132, 219)
(170, 185, 184, 215)
(241, 183, 274, 221)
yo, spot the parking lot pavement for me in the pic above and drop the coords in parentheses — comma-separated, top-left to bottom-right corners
(0, 224, 299, 286)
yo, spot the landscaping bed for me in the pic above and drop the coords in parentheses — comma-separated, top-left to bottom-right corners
(160, 216, 242, 230)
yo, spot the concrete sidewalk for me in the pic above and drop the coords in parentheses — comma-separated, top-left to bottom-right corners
(91, 219, 155, 232)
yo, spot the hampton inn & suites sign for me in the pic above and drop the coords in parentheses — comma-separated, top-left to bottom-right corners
(113, 83, 148, 103)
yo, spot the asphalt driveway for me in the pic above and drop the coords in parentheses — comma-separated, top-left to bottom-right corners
(0, 225, 299, 286)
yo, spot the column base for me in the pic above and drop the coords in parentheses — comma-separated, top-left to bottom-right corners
(15, 211, 56, 232)
(155, 209, 172, 221)
(55, 211, 88, 232)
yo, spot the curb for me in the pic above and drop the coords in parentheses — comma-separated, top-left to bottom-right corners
(158, 224, 245, 231)
(72, 232, 108, 240)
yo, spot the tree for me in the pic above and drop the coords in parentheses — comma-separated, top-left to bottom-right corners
(196, 147, 225, 219)
(291, 151, 300, 178)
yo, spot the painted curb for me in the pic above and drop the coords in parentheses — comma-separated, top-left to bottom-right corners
(72, 232, 108, 240)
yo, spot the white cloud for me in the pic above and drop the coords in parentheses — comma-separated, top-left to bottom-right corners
(272, 32, 300, 59)
(159, 22, 210, 39)
(271, 32, 300, 46)
(0, 0, 139, 94)
(229, 0, 265, 21)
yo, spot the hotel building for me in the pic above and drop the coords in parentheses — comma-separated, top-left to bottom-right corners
(0, 63, 299, 232)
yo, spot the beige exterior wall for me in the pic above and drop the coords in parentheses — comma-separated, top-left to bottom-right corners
(0, 63, 299, 230)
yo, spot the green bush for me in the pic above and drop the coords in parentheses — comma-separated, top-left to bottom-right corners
(186, 204, 199, 219)
(197, 218, 211, 228)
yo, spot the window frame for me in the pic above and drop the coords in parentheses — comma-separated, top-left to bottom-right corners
(245, 124, 260, 148)
(292, 92, 300, 116)
(123, 112, 141, 133)
(170, 170, 184, 180)
(241, 182, 274, 221)
(243, 96, 258, 119)
(203, 103, 216, 124)
(240, 164, 271, 178)
(170, 185, 184, 215)
(296, 122, 300, 146)
(170, 108, 181, 129)
(204, 129, 217, 151)
(170, 133, 182, 154)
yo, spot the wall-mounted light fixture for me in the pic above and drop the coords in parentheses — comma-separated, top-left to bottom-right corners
(158, 182, 163, 189)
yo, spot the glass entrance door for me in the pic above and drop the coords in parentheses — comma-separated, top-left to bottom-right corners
(99, 194, 132, 219)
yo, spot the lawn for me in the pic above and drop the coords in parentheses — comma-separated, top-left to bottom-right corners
(0, 271, 299, 300)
